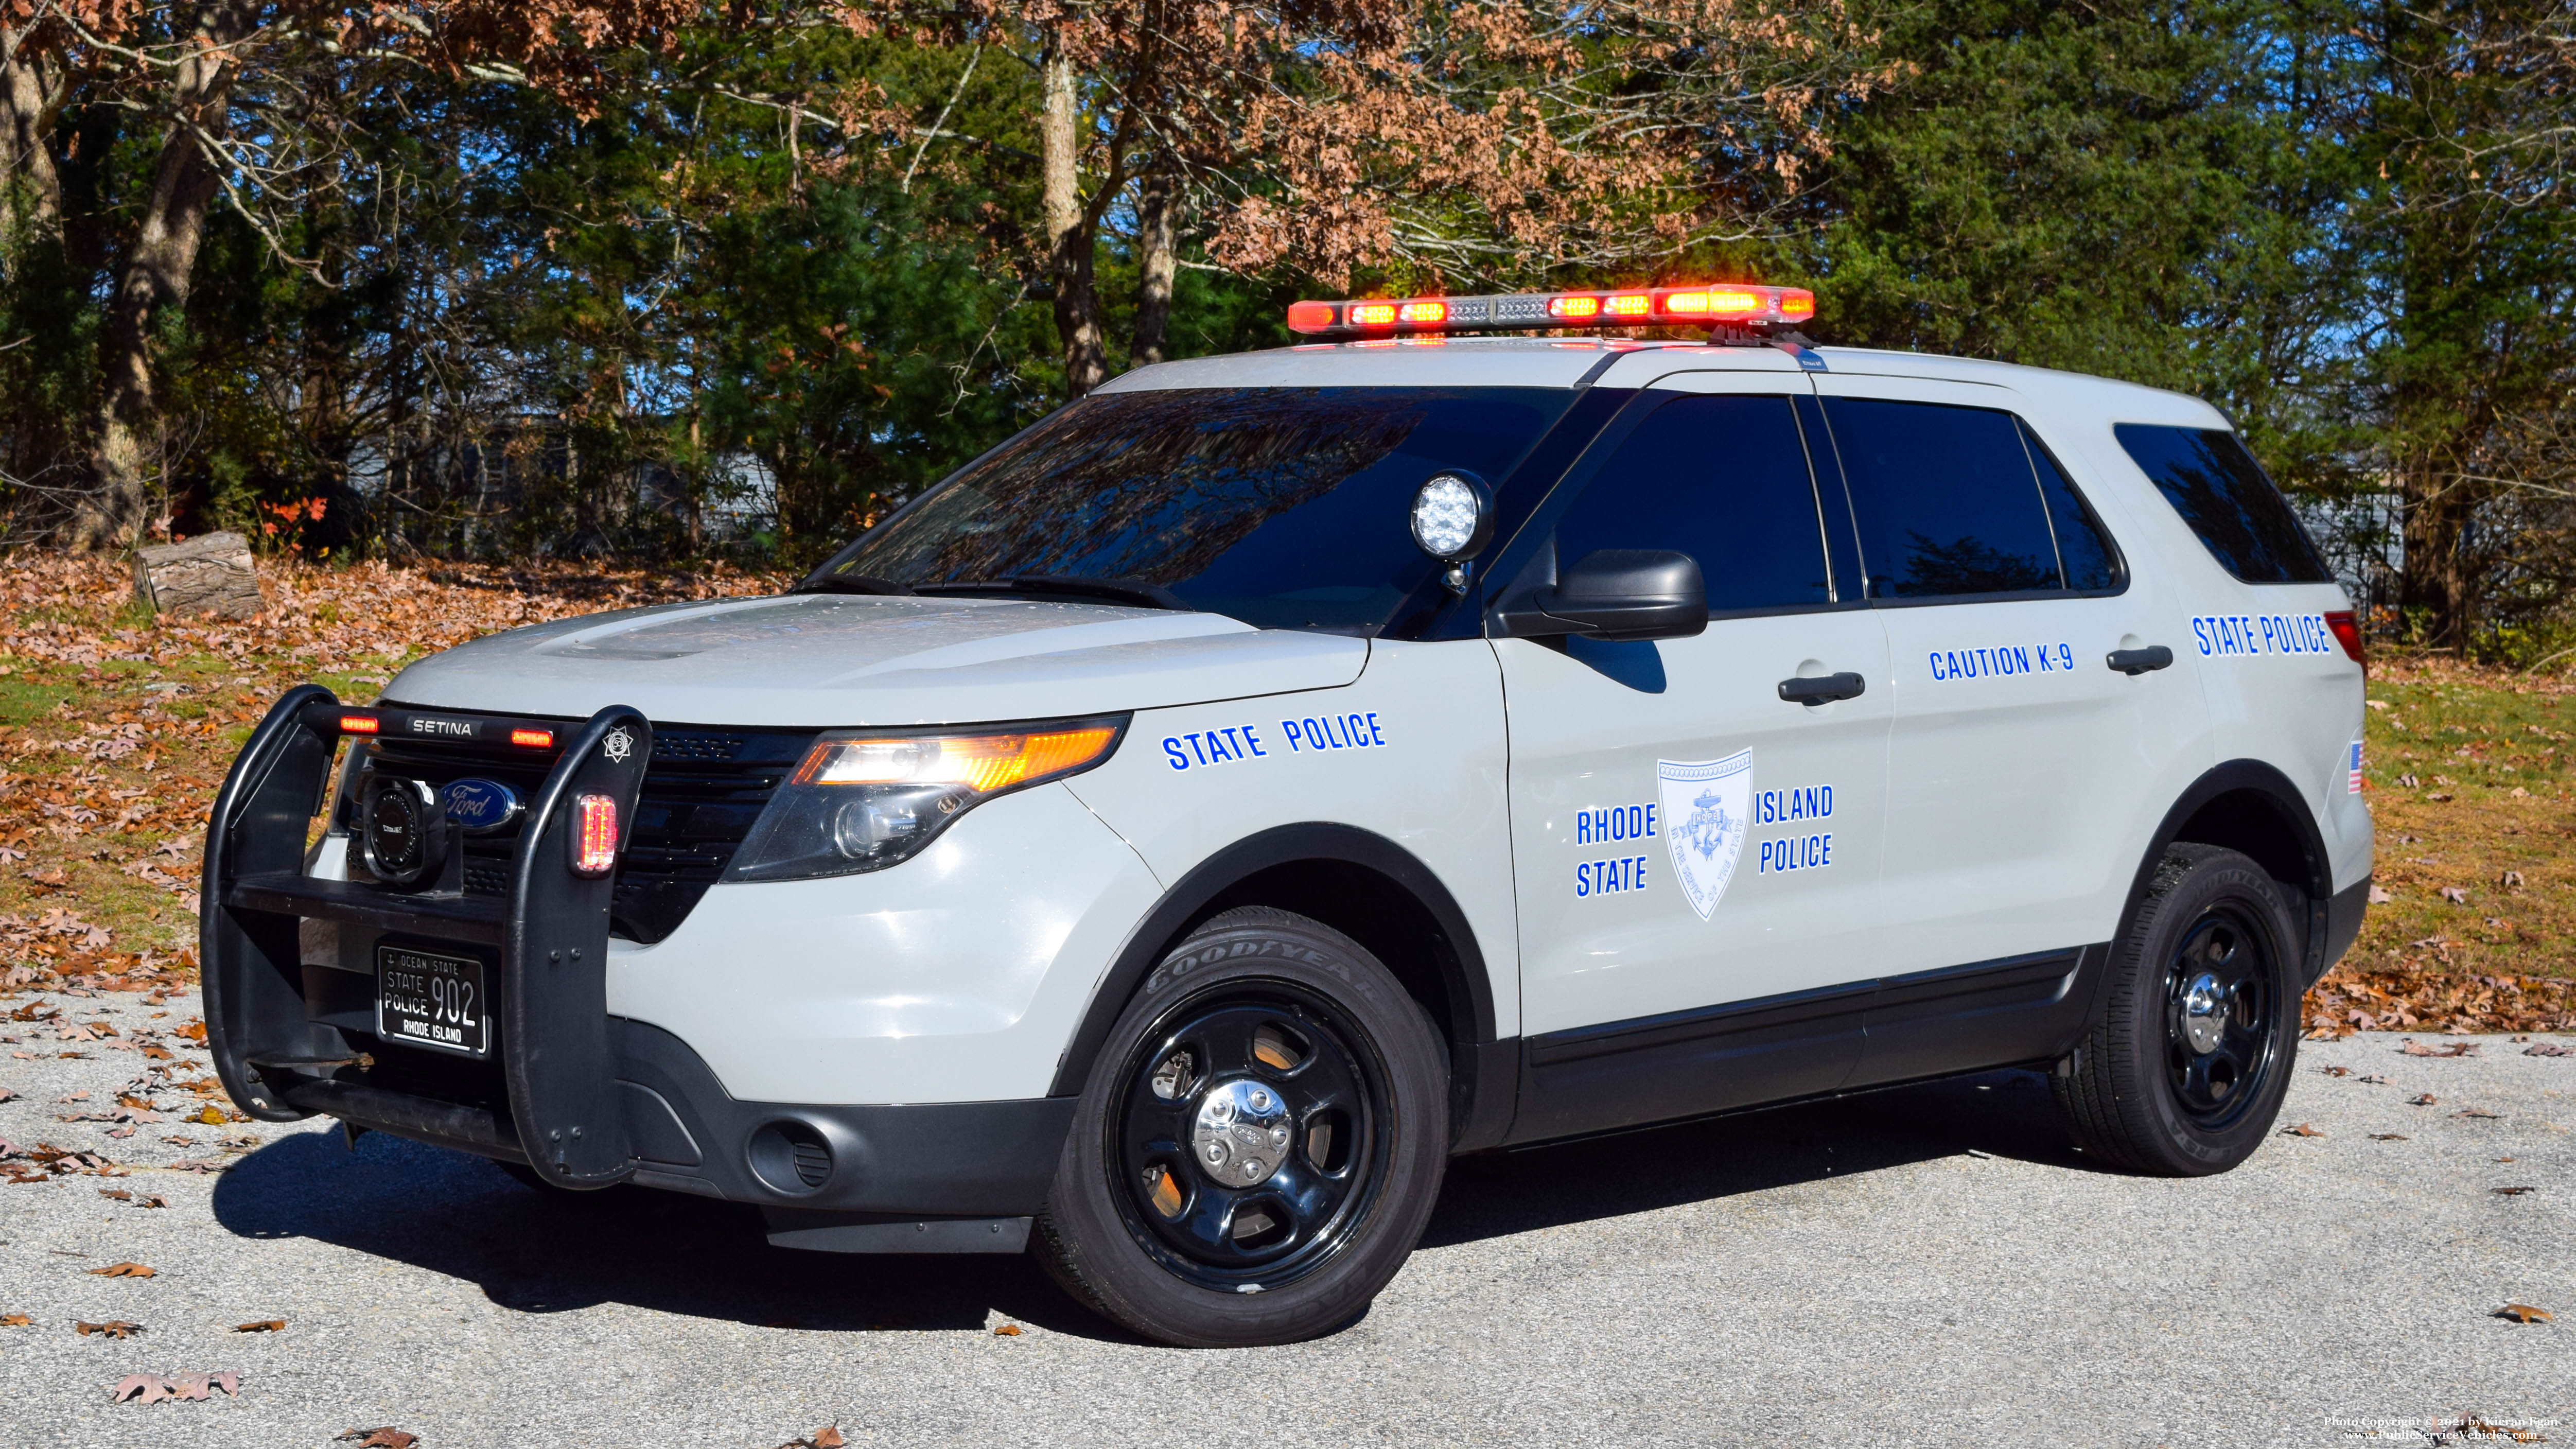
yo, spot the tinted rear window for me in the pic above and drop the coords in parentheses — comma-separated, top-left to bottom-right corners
(816, 387, 1573, 633)
(2113, 424, 2330, 584)
(1823, 398, 2065, 599)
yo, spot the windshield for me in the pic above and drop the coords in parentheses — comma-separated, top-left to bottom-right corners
(810, 386, 1574, 633)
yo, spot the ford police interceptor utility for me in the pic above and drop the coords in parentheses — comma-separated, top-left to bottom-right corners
(203, 283, 2372, 1348)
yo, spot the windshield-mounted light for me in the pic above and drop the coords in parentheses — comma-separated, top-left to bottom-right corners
(728, 718, 1127, 882)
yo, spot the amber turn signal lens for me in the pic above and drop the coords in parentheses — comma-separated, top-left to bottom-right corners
(792, 726, 1119, 795)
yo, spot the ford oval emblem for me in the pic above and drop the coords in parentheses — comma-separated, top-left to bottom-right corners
(441, 778, 523, 834)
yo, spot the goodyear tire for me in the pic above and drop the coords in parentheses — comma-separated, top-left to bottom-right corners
(1035, 906, 1449, 1347)
(2053, 844, 2304, 1175)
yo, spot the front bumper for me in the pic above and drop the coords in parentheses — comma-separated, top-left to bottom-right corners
(202, 688, 1075, 1228)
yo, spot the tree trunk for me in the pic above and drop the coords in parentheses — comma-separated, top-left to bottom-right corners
(1040, 39, 1108, 398)
(1132, 155, 1180, 368)
(2396, 446, 2469, 647)
(0, 26, 63, 248)
(75, 0, 257, 552)
(131, 530, 261, 618)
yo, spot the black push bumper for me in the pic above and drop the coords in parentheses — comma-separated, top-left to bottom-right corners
(202, 687, 1073, 1239)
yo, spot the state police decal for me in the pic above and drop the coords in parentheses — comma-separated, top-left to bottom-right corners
(1658, 751, 1751, 922)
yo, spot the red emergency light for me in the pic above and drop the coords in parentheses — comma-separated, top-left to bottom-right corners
(1287, 284, 1816, 341)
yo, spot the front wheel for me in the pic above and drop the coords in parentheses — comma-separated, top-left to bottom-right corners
(2053, 844, 2303, 1175)
(1035, 907, 1449, 1347)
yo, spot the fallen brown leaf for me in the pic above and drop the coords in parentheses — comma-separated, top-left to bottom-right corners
(75, 1320, 142, 1338)
(2409, 1094, 2440, 1106)
(2528, 1043, 2574, 1057)
(0, 1312, 29, 1326)
(774, 1428, 847, 1449)
(2455, 1108, 2502, 1119)
(97, 1188, 131, 1201)
(336, 1429, 418, 1448)
(232, 1319, 285, 1333)
(993, 1322, 1023, 1336)
(113, 1373, 167, 1404)
(2283, 1122, 2325, 1137)
(2370, 1133, 2411, 1141)
(86, 1262, 155, 1278)
(2400, 1039, 2480, 1057)
(2321, 1065, 2352, 1077)
(2497, 1303, 2554, 1324)
(2494, 1186, 2537, 1196)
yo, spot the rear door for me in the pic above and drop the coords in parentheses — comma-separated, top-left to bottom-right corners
(1808, 375, 2213, 1081)
(1497, 369, 1892, 1138)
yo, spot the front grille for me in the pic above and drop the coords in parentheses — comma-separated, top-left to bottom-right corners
(359, 721, 814, 943)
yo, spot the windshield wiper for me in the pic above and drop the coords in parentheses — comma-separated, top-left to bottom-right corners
(915, 575, 1191, 611)
(791, 573, 915, 597)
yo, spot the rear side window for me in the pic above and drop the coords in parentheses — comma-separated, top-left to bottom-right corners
(1823, 398, 2083, 600)
(2113, 424, 2330, 584)
(1557, 394, 1832, 613)
(2025, 425, 2121, 591)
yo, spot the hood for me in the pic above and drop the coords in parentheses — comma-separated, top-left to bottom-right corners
(381, 593, 1370, 727)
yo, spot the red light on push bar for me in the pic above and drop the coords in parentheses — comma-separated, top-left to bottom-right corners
(338, 714, 380, 735)
(1603, 294, 1651, 317)
(1285, 300, 1336, 333)
(1399, 301, 1447, 324)
(1549, 296, 1601, 319)
(1348, 302, 1399, 326)
(510, 728, 554, 748)
(2324, 610, 2367, 672)
(570, 794, 618, 876)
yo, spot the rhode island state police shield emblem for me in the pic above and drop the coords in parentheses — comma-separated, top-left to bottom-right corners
(1658, 750, 1751, 921)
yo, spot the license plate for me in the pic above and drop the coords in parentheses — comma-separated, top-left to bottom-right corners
(376, 946, 490, 1058)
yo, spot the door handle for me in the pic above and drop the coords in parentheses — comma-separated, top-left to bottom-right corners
(1778, 672, 1866, 705)
(2106, 645, 2175, 676)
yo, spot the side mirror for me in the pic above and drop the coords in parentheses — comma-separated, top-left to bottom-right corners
(1498, 548, 1708, 641)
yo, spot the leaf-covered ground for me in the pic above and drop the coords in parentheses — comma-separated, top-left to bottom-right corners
(2308, 655, 2576, 1035)
(0, 556, 782, 998)
(0, 555, 2566, 1034)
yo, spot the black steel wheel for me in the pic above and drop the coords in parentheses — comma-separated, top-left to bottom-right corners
(2054, 843, 2304, 1175)
(2160, 905, 2280, 1129)
(1111, 987, 1387, 1290)
(1037, 907, 1448, 1347)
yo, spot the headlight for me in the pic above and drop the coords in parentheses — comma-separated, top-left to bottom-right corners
(725, 717, 1126, 882)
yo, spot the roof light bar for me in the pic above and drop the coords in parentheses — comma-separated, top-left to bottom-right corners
(1287, 284, 1816, 341)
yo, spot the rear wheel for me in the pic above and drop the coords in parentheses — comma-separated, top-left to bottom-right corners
(2053, 844, 2303, 1175)
(1036, 907, 1448, 1347)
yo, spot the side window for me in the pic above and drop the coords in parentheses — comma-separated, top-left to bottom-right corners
(2112, 424, 2331, 584)
(1556, 394, 1831, 614)
(1823, 397, 2064, 600)
(2023, 423, 2121, 591)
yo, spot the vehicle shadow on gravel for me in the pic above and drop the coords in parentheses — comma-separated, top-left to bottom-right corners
(207, 1068, 2080, 1343)
(208, 1129, 1116, 1339)
(1421, 1067, 2084, 1250)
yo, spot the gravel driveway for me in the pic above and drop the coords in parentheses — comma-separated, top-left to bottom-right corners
(2, 987, 2566, 1448)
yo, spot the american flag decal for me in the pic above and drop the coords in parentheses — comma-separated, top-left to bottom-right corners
(2348, 740, 2364, 794)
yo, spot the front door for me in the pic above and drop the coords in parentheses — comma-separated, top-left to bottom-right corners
(1496, 369, 1892, 1139)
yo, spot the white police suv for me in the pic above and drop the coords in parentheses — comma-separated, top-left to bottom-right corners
(204, 283, 2372, 1347)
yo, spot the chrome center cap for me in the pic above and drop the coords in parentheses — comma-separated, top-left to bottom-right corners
(2179, 972, 2229, 1054)
(1190, 1078, 1293, 1188)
